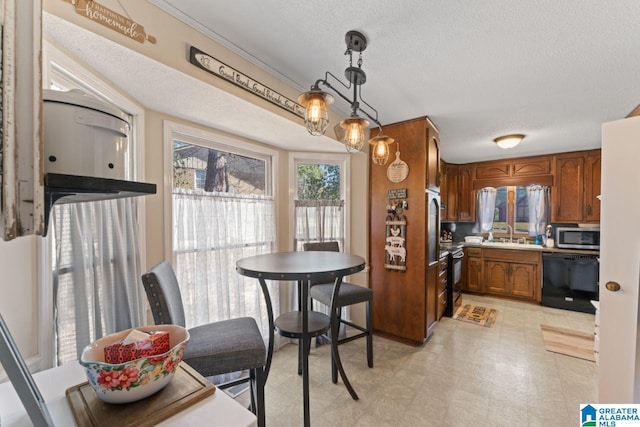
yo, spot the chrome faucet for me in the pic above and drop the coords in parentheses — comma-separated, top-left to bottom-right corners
(505, 224, 513, 243)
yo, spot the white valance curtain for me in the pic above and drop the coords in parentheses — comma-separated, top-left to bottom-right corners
(293, 199, 345, 251)
(526, 185, 550, 236)
(473, 187, 497, 233)
(172, 189, 279, 340)
(52, 198, 145, 364)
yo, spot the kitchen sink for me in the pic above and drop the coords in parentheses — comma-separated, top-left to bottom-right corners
(482, 242, 544, 249)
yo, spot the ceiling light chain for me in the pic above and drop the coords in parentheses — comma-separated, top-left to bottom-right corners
(298, 30, 395, 164)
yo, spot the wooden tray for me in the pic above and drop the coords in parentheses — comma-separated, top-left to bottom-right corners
(66, 362, 215, 427)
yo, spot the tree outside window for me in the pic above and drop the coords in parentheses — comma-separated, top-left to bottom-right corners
(296, 163, 340, 200)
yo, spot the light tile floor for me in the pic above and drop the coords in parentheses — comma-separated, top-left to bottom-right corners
(262, 294, 597, 427)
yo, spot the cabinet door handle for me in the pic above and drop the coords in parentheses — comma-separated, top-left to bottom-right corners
(557, 207, 560, 216)
(587, 205, 592, 215)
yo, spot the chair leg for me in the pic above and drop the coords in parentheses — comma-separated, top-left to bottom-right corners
(366, 300, 373, 368)
(298, 337, 303, 375)
(331, 307, 341, 384)
(250, 367, 266, 427)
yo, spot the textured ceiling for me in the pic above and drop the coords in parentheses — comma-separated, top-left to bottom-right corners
(49, 1, 640, 163)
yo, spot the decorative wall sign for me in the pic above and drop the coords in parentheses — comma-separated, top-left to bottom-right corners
(384, 214, 407, 271)
(189, 46, 306, 119)
(388, 188, 407, 200)
(61, 0, 156, 44)
(387, 150, 409, 183)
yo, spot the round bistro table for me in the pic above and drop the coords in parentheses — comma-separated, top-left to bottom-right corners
(236, 251, 366, 427)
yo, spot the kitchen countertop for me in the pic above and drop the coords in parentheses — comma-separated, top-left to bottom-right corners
(441, 241, 599, 255)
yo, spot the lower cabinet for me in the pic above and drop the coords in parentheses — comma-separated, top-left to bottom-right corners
(437, 255, 448, 320)
(483, 249, 541, 301)
(484, 260, 536, 299)
(463, 247, 541, 302)
(465, 247, 483, 292)
(426, 263, 439, 338)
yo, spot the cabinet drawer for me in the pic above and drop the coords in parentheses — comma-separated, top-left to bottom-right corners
(439, 257, 448, 271)
(437, 290, 447, 319)
(439, 274, 448, 293)
(482, 248, 540, 263)
(465, 247, 482, 257)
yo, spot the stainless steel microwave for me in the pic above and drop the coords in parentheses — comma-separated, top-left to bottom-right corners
(556, 227, 600, 250)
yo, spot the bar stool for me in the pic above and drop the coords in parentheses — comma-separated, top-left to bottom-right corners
(303, 242, 374, 383)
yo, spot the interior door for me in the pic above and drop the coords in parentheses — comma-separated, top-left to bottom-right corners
(599, 116, 640, 402)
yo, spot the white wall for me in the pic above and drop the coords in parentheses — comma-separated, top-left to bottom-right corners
(0, 236, 39, 360)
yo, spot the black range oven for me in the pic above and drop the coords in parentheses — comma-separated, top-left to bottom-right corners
(445, 248, 464, 316)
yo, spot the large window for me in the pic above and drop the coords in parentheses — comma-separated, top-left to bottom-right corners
(168, 123, 278, 339)
(493, 186, 530, 234)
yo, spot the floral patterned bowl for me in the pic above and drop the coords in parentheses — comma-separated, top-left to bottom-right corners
(79, 324, 189, 404)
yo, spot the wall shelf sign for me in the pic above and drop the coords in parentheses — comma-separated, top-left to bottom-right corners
(384, 214, 407, 271)
(190, 46, 306, 119)
(61, 0, 156, 44)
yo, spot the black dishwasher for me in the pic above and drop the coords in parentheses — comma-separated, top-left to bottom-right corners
(542, 252, 599, 314)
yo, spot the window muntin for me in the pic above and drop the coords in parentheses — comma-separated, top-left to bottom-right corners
(492, 186, 529, 235)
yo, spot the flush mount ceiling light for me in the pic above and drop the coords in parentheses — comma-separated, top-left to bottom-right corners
(298, 30, 394, 163)
(494, 134, 525, 149)
(493, 133, 524, 150)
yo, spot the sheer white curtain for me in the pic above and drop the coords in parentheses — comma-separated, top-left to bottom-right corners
(52, 198, 145, 364)
(293, 199, 345, 251)
(473, 187, 497, 233)
(172, 189, 279, 340)
(527, 185, 550, 236)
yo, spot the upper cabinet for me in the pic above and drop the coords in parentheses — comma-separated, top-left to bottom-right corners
(551, 150, 600, 223)
(457, 164, 475, 222)
(443, 150, 600, 225)
(584, 152, 602, 223)
(474, 155, 553, 185)
(441, 162, 459, 222)
(426, 119, 441, 192)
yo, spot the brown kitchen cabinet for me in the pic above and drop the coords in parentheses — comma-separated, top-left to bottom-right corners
(552, 154, 585, 222)
(437, 254, 448, 320)
(475, 161, 510, 180)
(584, 151, 601, 223)
(426, 125, 441, 192)
(457, 164, 475, 222)
(369, 116, 441, 345)
(552, 150, 601, 223)
(441, 162, 459, 222)
(512, 157, 552, 177)
(482, 249, 541, 302)
(464, 247, 483, 292)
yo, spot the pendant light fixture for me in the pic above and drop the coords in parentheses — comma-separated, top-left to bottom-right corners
(369, 130, 393, 165)
(298, 30, 394, 164)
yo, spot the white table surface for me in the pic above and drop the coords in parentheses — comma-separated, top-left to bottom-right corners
(0, 363, 256, 427)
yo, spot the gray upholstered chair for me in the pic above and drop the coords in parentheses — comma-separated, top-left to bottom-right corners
(141, 261, 265, 427)
(303, 242, 373, 383)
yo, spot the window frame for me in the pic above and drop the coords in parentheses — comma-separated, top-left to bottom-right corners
(492, 185, 529, 236)
(39, 41, 147, 370)
(288, 152, 351, 252)
(163, 121, 279, 263)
